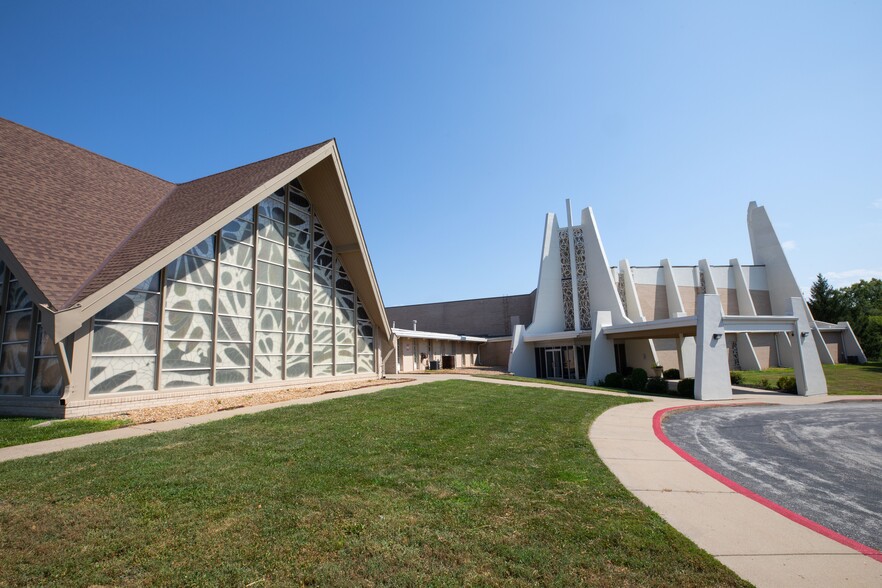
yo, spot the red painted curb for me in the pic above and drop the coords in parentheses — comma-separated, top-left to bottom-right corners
(653, 405, 882, 563)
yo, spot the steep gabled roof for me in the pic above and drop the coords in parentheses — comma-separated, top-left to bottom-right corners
(0, 118, 175, 308)
(0, 118, 390, 343)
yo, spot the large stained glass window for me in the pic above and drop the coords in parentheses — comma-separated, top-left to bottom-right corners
(87, 178, 377, 395)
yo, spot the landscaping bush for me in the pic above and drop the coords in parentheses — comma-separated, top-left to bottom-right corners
(760, 378, 771, 389)
(628, 368, 648, 391)
(604, 372, 624, 388)
(676, 378, 695, 397)
(645, 377, 668, 393)
(663, 368, 680, 380)
(730, 372, 744, 385)
(777, 376, 797, 393)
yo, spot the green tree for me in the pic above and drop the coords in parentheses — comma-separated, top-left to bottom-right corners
(807, 274, 845, 323)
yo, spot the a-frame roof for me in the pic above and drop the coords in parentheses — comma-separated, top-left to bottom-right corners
(0, 118, 390, 342)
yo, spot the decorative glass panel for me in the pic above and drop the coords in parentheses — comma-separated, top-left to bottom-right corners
(96, 291, 160, 324)
(336, 327, 355, 346)
(219, 238, 254, 268)
(336, 346, 354, 362)
(256, 332, 284, 355)
(187, 235, 216, 259)
(358, 354, 375, 373)
(359, 323, 374, 338)
(313, 344, 333, 365)
(3, 311, 32, 342)
(287, 207, 310, 231)
(336, 307, 355, 328)
(166, 254, 215, 286)
(336, 363, 355, 375)
(221, 217, 255, 243)
(161, 369, 210, 389)
(286, 357, 309, 379)
(216, 343, 251, 368)
(312, 364, 333, 377)
(313, 325, 333, 345)
(286, 333, 310, 355)
(215, 368, 250, 385)
(163, 341, 212, 369)
(34, 324, 54, 356)
(93, 323, 158, 355)
(314, 264, 333, 288)
(358, 337, 375, 354)
(254, 355, 283, 381)
(289, 190, 310, 211)
(287, 270, 310, 292)
(218, 264, 253, 293)
(287, 291, 310, 312)
(217, 316, 251, 342)
(313, 225, 331, 252)
(133, 273, 160, 292)
(0, 376, 26, 395)
(164, 311, 213, 342)
(287, 312, 310, 334)
(256, 285, 284, 309)
(218, 289, 252, 317)
(336, 291, 355, 311)
(257, 261, 284, 287)
(256, 309, 283, 332)
(257, 240, 285, 265)
(0, 343, 28, 375)
(313, 286, 333, 307)
(257, 217, 285, 244)
(165, 282, 214, 314)
(90, 356, 156, 393)
(287, 245, 310, 270)
(5, 281, 31, 311)
(258, 197, 285, 222)
(357, 305, 370, 322)
(314, 305, 334, 326)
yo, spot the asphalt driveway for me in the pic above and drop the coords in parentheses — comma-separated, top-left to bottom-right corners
(662, 401, 882, 552)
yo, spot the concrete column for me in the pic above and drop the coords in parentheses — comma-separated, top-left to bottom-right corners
(508, 324, 534, 376)
(729, 259, 762, 371)
(664, 259, 696, 378)
(695, 295, 732, 400)
(63, 321, 93, 404)
(586, 311, 615, 386)
(839, 322, 867, 364)
(789, 298, 828, 396)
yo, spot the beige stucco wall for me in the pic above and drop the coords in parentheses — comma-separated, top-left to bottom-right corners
(678, 286, 699, 316)
(653, 338, 679, 373)
(636, 284, 669, 321)
(822, 331, 843, 363)
(750, 333, 778, 369)
(750, 289, 773, 315)
(718, 288, 740, 315)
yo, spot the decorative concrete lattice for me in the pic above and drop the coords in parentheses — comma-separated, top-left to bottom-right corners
(618, 271, 627, 316)
(731, 338, 741, 371)
(573, 228, 590, 329)
(559, 230, 575, 331)
(700, 270, 707, 295)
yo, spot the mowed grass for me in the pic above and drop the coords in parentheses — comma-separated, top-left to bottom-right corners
(0, 416, 129, 449)
(733, 361, 882, 395)
(0, 381, 749, 587)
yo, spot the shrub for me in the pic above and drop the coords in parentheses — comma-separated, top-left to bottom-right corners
(760, 378, 771, 389)
(628, 368, 648, 391)
(622, 366, 634, 377)
(777, 376, 797, 393)
(676, 378, 695, 397)
(730, 372, 744, 385)
(622, 377, 634, 390)
(645, 377, 668, 393)
(663, 368, 680, 380)
(604, 372, 624, 388)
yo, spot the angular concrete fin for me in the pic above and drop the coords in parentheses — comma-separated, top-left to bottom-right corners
(580, 207, 628, 324)
(526, 213, 566, 333)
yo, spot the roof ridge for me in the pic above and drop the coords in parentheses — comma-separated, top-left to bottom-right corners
(176, 139, 334, 187)
(0, 117, 174, 187)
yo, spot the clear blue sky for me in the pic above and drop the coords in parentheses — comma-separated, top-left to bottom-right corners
(2, 1, 880, 306)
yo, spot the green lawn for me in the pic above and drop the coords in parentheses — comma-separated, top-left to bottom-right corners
(733, 361, 882, 395)
(0, 416, 129, 449)
(0, 382, 749, 587)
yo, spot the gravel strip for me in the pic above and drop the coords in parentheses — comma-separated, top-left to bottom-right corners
(95, 378, 414, 425)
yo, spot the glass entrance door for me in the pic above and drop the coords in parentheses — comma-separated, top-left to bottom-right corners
(545, 348, 563, 378)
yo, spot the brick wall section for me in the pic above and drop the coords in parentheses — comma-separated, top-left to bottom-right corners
(386, 291, 535, 338)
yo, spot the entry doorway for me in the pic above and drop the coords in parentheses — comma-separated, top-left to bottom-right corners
(545, 348, 563, 378)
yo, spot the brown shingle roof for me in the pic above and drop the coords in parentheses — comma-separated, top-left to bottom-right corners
(0, 117, 329, 311)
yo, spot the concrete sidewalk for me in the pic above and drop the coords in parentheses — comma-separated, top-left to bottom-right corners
(590, 393, 882, 587)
